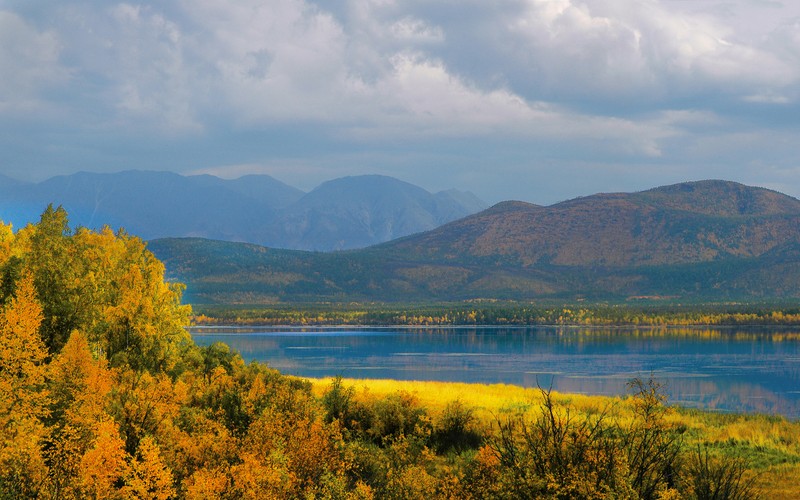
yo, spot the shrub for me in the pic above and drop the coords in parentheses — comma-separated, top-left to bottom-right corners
(625, 377, 683, 499)
(431, 399, 483, 453)
(684, 446, 758, 500)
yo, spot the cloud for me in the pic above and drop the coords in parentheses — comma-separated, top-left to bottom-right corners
(0, 11, 67, 115)
(1, 0, 800, 203)
(9, 0, 797, 131)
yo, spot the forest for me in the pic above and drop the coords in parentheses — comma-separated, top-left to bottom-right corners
(192, 302, 800, 327)
(1, 207, 799, 498)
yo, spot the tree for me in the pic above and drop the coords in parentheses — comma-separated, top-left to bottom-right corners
(625, 377, 683, 499)
(25, 205, 77, 353)
(0, 206, 191, 372)
(44, 330, 115, 498)
(0, 273, 50, 498)
(77, 418, 131, 500)
(124, 436, 176, 500)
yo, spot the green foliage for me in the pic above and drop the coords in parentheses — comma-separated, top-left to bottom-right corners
(431, 399, 482, 454)
(491, 387, 634, 499)
(193, 301, 800, 327)
(368, 391, 430, 445)
(0, 205, 191, 371)
(26, 205, 76, 353)
(322, 375, 355, 425)
(481, 381, 754, 499)
(684, 447, 758, 500)
(625, 377, 683, 499)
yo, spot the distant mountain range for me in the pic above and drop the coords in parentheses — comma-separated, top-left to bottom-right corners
(0, 171, 486, 251)
(148, 180, 800, 303)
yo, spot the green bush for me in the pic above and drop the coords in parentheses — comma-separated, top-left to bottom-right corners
(431, 399, 483, 453)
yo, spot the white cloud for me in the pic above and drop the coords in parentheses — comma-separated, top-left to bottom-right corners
(177, 0, 350, 123)
(0, 11, 67, 114)
(106, 4, 199, 131)
(493, 0, 799, 103)
(390, 17, 444, 42)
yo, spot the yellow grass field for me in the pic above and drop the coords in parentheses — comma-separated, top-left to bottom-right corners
(307, 377, 800, 499)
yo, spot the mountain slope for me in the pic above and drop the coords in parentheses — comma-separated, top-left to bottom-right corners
(383, 180, 800, 267)
(0, 170, 300, 240)
(0, 171, 486, 250)
(148, 180, 800, 303)
(263, 175, 489, 250)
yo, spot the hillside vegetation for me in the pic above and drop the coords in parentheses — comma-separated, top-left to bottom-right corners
(150, 180, 800, 304)
(3, 207, 799, 498)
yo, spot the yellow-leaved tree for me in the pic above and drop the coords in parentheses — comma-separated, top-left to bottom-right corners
(1, 205, 191, 372)
(0, 206, 191, 498)
(0, 273, 50, 498)
(44, 330, 115, 497)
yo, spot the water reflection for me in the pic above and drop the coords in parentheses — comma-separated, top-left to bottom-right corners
(190, 326, 800, 418)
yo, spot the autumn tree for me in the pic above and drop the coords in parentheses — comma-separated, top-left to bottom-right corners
(44, 330, 115, 497)
(0, 273, 50, 498)
(0, 205, 191, 372)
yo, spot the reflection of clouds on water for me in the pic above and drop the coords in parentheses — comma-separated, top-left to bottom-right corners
(191, 326, 800, 418)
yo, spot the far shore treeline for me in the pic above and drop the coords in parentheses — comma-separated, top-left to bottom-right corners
(2, 206, 800, 498)
(191, 302, 800, 327)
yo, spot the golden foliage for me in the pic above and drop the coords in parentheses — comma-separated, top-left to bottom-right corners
(77, 418, 130, 500)
(0, 207, 798, 499)
(0, 273, 49, 497)
(124, 436, 176, 500)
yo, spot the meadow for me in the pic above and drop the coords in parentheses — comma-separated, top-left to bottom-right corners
(308, 377, 800, 499)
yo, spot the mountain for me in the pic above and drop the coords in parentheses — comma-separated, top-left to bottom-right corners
(147, 180, 800, 304)
(261, 175, 490, 250)
(0, 171, 486, 249)
(384, 180, 800, 267)
(0, 170, 301, 240)
(0, 174, 26, 189)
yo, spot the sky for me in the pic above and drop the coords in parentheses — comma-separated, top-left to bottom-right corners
(2, 0, 800, 205)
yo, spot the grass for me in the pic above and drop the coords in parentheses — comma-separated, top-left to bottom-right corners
(306, 377, 800, 499)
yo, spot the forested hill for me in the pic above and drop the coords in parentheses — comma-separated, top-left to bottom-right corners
(149, 180, 800, 304)
(0, 171, 486, 251)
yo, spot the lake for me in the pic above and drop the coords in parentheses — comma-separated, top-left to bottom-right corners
(190, 326, 800, 419)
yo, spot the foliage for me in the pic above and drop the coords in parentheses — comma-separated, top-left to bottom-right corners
(193, 301, 800, 327)
(684, 446, 758, 500)
(0, 206, 795, 498)
(489, 386, 633, 499)
(624, 377, 683, 499)
(430, 399, 482, 454)
(1, 206, 191, 371)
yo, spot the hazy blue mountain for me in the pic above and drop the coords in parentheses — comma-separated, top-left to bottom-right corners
(263, 175, 489, 250)
(0, 171, 486, 250)
(0, 170, 297, 240)
(218, 174, 305, 209)
(0, 174, 27, 188)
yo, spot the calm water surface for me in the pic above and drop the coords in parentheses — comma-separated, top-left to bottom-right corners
(190, 326, 800, 418)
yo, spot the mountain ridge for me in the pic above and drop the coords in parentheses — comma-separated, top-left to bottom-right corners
(0, 170, 486, 250)
(147, 180, 800, 304)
